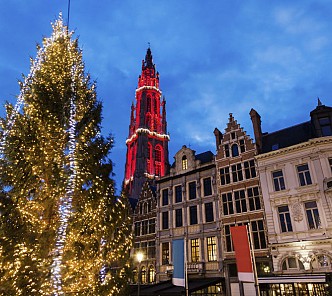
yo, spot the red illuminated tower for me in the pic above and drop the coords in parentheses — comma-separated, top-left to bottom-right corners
(124, 48, 170, 199)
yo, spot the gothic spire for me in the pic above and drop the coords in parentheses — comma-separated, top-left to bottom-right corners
(144, 47, 154, 69)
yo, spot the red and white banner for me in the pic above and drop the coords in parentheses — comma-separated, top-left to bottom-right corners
(230, 225, 254, 282)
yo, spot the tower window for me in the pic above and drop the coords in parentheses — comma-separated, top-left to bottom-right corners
(147, 95, 151, 113)
(182, 155, 188, 170)
(154, 145, 162, 176)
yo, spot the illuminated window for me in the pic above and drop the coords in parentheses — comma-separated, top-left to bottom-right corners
(182, 155, 188, 170)
(244, 160, 256, 179)
(175, 208, 183, 227)
(188, 181, 196, 200)
(282, 257, 304, 271)
(207, 237, 217, 261)
(231, 163, 243, 182)
(247, 187, 261, 211)
(234, 190, 247, 213)
(272, 170, 285, 191)
(205, 202, 214, 222)
(191, 239, 200, 262)
(278, 205, 293, 232)
(162, 243, 169, 265)
(220, 167, 231, 185)
(305, 201, 321, 229)
(148, 265, 155, 283)
(222, 192, 234, 215)
(231, 144, 239, 157)
(297, 164, 312, 186)
(141, 266, 147, 284)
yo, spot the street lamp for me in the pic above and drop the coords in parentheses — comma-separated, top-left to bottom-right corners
(136, 252, 144, 296)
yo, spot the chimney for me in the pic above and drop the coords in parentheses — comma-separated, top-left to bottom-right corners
(250, 108, 262, 153)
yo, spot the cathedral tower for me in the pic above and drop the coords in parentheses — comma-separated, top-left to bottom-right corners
(124, 48, 170, 199)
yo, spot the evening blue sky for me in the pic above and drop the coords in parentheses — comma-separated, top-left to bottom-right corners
(0, 1, 331, 193)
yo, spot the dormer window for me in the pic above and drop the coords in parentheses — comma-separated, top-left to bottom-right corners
(231, 144, 239, 157)
(319, 117, 332, 136)
(182, 155, 188, 170)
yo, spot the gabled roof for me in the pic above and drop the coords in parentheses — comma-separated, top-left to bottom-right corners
(195, 151, 214, 164)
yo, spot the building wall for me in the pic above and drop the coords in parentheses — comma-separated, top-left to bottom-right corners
(256, 137, 332, 274)
(156, 146, 222, 283)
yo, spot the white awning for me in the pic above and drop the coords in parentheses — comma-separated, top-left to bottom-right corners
(258, 275, 326, 284)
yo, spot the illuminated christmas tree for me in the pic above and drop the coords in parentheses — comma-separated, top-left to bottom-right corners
(0, 15, 132, 295)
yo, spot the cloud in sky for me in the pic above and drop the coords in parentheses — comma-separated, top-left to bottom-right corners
(0, 0, 332, 192)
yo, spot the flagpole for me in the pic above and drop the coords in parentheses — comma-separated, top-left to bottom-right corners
(247, 223, 260, 296)
(185, 233, 189, 296)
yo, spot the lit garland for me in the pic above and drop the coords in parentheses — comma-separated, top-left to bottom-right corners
(125, 127, 170, 144)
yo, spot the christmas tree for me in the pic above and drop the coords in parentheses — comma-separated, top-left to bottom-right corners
(0, 15, 132, 295)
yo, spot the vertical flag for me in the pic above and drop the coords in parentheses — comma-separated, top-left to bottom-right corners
(230, 225, 255, 282)
(172, 239, 185, 287)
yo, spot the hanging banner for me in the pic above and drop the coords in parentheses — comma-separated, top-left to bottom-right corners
(172, 239, 185, 287)
(230, 225, 254, 282)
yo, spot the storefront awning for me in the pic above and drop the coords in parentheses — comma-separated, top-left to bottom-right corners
(258, 274, 326, 284)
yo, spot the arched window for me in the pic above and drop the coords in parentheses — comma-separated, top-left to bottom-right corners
(182, 155, 188, 170)
(311, 254, 331, 269)
(231, 144, 239, 157)
(147, 143, 152, 174)
(133, 268, 138, 283)
(147, 96, 151, 113)
(282, 257, 305, 271)
(145, 114, 151, 129)
(148, 265, 155, 283)
(141, 266, 147, 284)
(154, 145, 163, 176)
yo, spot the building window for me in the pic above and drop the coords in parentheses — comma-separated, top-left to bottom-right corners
(191, 239, 200, 262)
(162, 188, 168, 206)
(189, 205, 198, 225)
(231, 132, 236, 139)
(141, 242, 147, 259)
(175, 208, 183, 227)
(232, 144, 239, 157)
(207, 237, 217, 262)
(272, 170, 285, 191)
(220, 167, 231, 185)
(251, 220, 267, 249)
(148, 219, 155, 234)
(231, 163, 243, 182)
(182, 155, 188, 170)
(319, 117, 332, 136)
(162, 212, 169, 229)
(205, 202, 214, 222)
(224, 225, 233, 252)
(247, 187, 261, 211)
(188, 181, 197, 200)
(141, 266, 147, 284)
(175, 185, 182, 203)
(222, 192, 234, 215)
(278, 205, 293, 232)
(329, 158, 332, 173)
(305, 201, 321, 229)
(203, 177, 212, 196)
(141, 220, 148, 235)
(148, 265, 155, 283)
(297, 164, 312, 186)
(244, 160, 256, 179)
(282, 257, 305, 271)
(134, 222, 140, 236)
(234, 189, 247, 213)
(312, 255, 331, 269)
(148, 241, 156, 259)
(224, 144, 230, 157)
(239, 139, 245, 153)
(162, 243, 169, 265)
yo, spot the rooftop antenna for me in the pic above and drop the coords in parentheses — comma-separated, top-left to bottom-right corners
(67, 0, 71, 28)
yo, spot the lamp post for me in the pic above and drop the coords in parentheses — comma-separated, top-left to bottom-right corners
(136, 252, 144, 296)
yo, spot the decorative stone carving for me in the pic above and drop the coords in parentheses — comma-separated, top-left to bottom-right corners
(292, 202, 304, 222)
